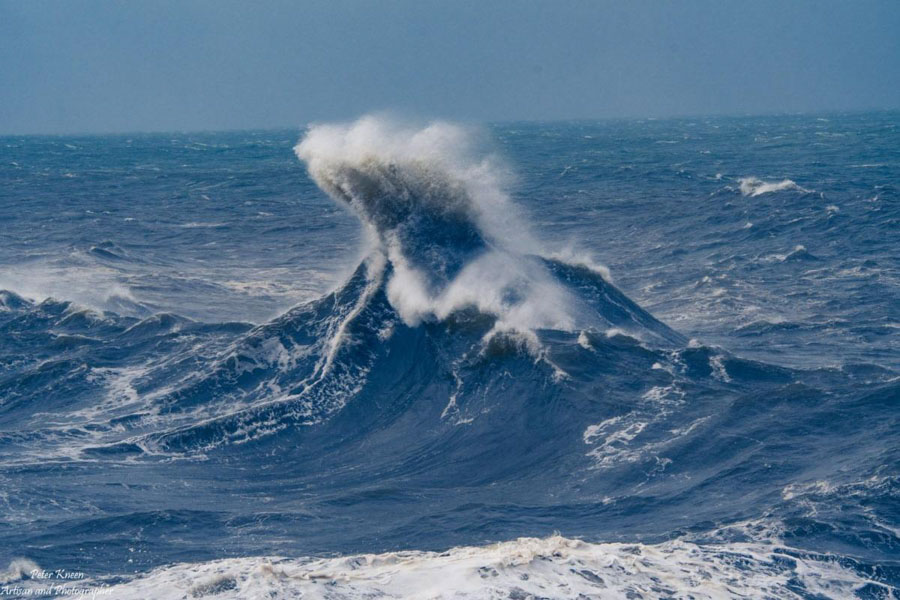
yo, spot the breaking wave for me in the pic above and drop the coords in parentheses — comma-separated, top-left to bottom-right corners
(295, 116, 595, 336)
(738, 176, 811, 197)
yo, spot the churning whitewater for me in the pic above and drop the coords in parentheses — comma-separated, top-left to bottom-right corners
(0, 114, 897, 598)
(294, 117, 611, 338)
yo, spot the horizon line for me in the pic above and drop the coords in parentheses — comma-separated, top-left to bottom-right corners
(2, 106, 897, 138)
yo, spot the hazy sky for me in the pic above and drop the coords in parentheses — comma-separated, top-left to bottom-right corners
(2, 0, 898, 134)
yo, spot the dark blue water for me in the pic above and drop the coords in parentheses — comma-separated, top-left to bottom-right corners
(0, 113, 897, 598)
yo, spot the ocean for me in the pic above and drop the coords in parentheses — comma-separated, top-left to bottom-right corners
(0, 113, 897, 598)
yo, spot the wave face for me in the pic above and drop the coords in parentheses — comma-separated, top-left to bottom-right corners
(1, 114, 899, 598)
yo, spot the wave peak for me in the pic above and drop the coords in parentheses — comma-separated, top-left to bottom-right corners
(295, 117, 578, 335)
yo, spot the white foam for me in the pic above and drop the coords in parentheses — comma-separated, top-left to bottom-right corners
(738, 177, 811, 197)
(577, 330, 593, 349)
(94, 535, 881, 599)
(547, 247, 613, 282)
(710, 353, 732, 382)
(386, 249, 578, 333)
(0, 559, 40, 585)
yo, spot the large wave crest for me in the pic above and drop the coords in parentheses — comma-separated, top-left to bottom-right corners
(296, 116, 593, 337)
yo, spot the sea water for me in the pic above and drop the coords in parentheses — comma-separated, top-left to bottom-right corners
(0, 113, 897, 598)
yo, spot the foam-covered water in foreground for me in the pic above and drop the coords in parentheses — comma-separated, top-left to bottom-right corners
(0, 113, 898, 598)
(14, 535, 873, 599)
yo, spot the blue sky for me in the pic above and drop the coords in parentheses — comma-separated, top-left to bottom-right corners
(1, 0, 898, 134)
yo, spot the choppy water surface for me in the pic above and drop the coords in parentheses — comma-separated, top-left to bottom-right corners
(0, 113, 897, 598)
